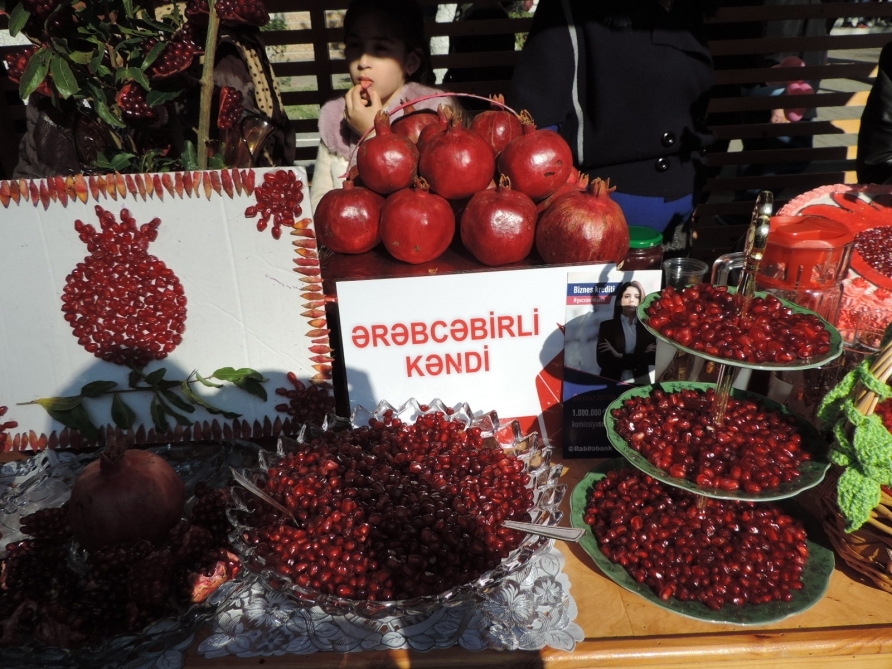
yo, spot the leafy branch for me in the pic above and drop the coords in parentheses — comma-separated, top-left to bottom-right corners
(18, 366, 268, 439)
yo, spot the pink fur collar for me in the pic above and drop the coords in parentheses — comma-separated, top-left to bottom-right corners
(318, 82, 453, 160)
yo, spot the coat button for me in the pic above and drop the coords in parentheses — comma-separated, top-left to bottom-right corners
(661, 132, 676, 148)
(655, 157, 669, 172)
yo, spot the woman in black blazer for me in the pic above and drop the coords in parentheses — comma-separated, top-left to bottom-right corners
(595, 281, 657, 383)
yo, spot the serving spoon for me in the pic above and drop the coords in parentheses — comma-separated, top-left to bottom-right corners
(231, 468, 585, 543)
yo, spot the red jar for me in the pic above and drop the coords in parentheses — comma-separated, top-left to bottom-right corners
(619, 226, 663, 271)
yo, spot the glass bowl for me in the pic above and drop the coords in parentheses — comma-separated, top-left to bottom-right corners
(0, 441, 262, 669)
(226, 398, 567, 619)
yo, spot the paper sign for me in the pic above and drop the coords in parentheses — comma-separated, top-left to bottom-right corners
(335, 263, 617, 441)
(0, 168, 328, 451)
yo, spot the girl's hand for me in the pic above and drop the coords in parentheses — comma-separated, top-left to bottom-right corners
(598, 340, 621, 358)
(345, 84, 383, 137)
(645, 342, 657, 353)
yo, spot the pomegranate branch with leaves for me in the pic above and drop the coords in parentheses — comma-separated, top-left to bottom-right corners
(1, 0, 269, 172)
(19, 366, 267, 439)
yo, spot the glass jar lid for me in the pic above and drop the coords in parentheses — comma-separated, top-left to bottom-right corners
(628, 226, 663, 249)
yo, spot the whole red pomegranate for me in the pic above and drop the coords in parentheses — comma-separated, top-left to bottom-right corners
(470, 97, 523, 156)
(69, 448, 186, 552)
(416, 104, 455, 148)
(498, 111, 573, 201)
(314, 180, 384, 254)
(535, 178, 630, 264)
(380, 178, 455, 264)
(356, 110, 419, 195)
(461, 175, 538, 266)
(536, 168, 589, 213)
(392, 104, 439, 144)
(418, 114, 495, 200)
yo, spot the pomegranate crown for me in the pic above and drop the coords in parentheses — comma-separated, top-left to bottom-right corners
(74, 206, 161, 254)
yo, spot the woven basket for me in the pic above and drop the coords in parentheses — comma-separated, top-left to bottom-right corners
(819, 337, 892, 594)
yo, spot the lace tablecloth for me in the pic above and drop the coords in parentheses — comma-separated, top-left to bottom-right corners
(198, 545, 583, 659)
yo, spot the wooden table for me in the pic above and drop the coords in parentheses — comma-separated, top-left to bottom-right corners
(179, 455, 892, 669)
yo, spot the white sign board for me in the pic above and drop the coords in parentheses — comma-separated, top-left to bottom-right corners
(335, 263, 619, 440)
(0, 167, 328, 451)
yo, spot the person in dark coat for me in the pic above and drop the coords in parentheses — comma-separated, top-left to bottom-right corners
(507, 0, 717, 244)
(858, 41, 892, 185)
(596, 281, 657, 383)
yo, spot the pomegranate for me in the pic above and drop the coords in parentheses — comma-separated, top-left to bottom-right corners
(69, 448, 186, 551)
(356, 110, 419, 195)
(380, 177, 455, 264)
(536, 168, 589, 213)
(498, 110, 573, 201)
(535, 177, 630, 264)
(416, 104, 455, 148)
(314, 179, 384, 254)
(470, 97, 523, 156)
(418, 112, 495, 200)
(391, 104, 439, 145)
(461, 175, 538, 266)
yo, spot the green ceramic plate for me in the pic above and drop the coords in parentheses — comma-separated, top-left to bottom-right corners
(604, 381, 831, 502)
(570, 458, 835, 626)
(638, 287, 843, 371)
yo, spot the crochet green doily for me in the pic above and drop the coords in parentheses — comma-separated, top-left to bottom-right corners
(819, 358, 892, 532)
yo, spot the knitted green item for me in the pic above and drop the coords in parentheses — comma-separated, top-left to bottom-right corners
(837, 466, 882, 533)
(821, 356, 892, 532)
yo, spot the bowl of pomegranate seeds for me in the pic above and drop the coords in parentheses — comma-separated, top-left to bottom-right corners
(570, 460, 834, 625)
(226, 399, 566, 619)
(640, 284, 842, 370)
(604, 383, 831, 501)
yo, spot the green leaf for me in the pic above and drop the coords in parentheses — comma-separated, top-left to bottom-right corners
(161, 389, 195, 414)
(49, 56, 78, 99)
(181, 381, 241, 419)
(194, 371, 223, 388)
(109, 152, 134, 172)
(233, 377, 268, 402)
(156, 395, 194, 427)
(123, 0, 134, 18)
(68, 50, 95, 65)
(43, 407, 83, 432)
(142, 17, 178, 33)
(8, 4, 30, 37)
(180, 140, 198, 170)
(142, 40, 167, 71)
(111, 393, 136, 430)
(19, 47, 50, 99)
(28, 396, 83, 412)
(208, 153, 226, 170)
(150, 395, 170, 434)
(80, 380, 118, 398)
(145, 88, 183, 107)
(213, 367, 265, 383)
(129, 368, 143, 388)
(69, 404, 99, 440)
(145, 368, 168, 385)
(91, 91, 126, 128)
(127, 66, 151, 91)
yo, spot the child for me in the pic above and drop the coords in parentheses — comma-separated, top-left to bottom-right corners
(310, 0, 454, 211)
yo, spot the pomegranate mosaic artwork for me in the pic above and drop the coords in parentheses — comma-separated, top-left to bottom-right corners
(61, 206, 186, 368)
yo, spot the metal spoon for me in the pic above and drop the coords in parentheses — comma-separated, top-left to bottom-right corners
(231, 468, 585, 542)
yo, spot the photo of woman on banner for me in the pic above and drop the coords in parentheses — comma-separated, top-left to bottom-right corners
(595, 281, 657, 384)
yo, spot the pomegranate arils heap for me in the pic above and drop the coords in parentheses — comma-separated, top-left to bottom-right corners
(244, 169, 304, 239)
(645, 284, 831, 363)
(244, 409, 535, 602)
(855, 226, 892, 278)
(584, 468, 809, 610)
(116, 83, 157, 119)
(61, 206, 186, 368)
(217, 86, 244, 129)
(274, 371, 336, 426)
(146, 37, 196, 79)
(612, 387, 810, 493)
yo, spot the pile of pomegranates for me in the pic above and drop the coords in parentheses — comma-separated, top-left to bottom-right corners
(645, 284, 832, 363)
(611, 387, 810, 493)
(315, 99, 630, 267)
(0, 448, 239, 649)
(234, 406, 536, 603)
(584, 467, 809, 610)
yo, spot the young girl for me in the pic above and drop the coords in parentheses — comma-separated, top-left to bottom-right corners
(310, 0, 454, 211)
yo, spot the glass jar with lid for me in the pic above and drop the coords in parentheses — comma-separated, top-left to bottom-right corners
(619, 226, 663, 271)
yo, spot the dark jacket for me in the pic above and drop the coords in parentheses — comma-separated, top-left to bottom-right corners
(858, 41, 892, 185)
(507, 0, 715, 199)
(595, 317, 656, 382)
